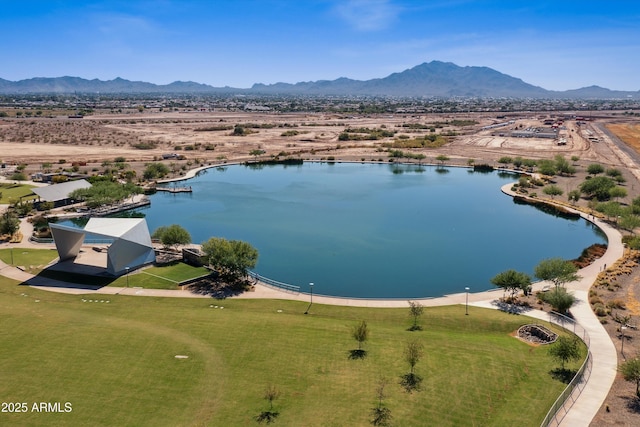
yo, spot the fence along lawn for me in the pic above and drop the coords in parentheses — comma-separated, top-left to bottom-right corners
(0, 275, 583, 426)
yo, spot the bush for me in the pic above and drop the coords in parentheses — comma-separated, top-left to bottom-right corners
(589, 296, 603, 305)
(539, 287, 576, 314)
(593, 303, 608, 317)
(607, 299, 626, 310)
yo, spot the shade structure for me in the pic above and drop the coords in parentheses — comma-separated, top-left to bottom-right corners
(32, 179, 92, 202)
(50, 218, 156, 276)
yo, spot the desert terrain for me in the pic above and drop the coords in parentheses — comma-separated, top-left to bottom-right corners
(0, 110, 638, 179)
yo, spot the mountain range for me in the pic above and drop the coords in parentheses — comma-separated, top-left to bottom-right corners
(1, 61, 637, 99)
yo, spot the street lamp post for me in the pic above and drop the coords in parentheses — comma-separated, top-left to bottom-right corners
(125, 266, 130, 288)
(465, 287, 470, 315)
(305, 282, 314, 314)
(621, 326, 628, 356)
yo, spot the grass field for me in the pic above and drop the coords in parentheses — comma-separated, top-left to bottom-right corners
(0, 274, 584, 427)
(0, 182, 36, 204)
(0, 249, 210, 289)
(126, 263, 210, 289)
(0, 248, 59, 274)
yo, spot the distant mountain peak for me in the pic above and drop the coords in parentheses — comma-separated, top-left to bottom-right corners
(0, 62, 637, 98)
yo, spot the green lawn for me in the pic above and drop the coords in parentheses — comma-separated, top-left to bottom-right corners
(121, 262, 210, 289)
(0, 182, 37, 204)
(0, 248, 59, 274)
(0, 274, 584, 427)
(1, 249, 210, 289)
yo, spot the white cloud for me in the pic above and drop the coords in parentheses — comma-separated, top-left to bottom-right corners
(334, 0, 401, 31)
(93, 12, 157, 36)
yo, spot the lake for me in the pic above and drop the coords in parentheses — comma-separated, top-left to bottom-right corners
(79, 162, 606, 298)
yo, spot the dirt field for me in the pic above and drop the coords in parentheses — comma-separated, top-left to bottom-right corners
(1, 111, 639, 180)
(2, 109, 640, 425)
(606, 123, 640, 160)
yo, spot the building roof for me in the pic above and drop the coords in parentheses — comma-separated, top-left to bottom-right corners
(32, 179, 92, 202)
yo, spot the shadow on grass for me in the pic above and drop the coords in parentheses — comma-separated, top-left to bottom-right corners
(348, 349, 367, 360)
(255, 411, 279, 424)
(399, 373, 422, 393)
(24, 269, 113, 290)
(186, 278, 250, 299)
(370, 406, 392, 426)
(407, 325, 423, 331)
(549, 367, 577, 384)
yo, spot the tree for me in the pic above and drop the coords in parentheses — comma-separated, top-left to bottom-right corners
(263, 384, 280, 412)
(255, 384, 280, 424)
(619, 214, 640, 233)
(632, 196, 640, 215)
(568, 189, 581, 204)
(400, 340, 424, 392)
(405, 340, 423, 374)
(536, 159, 556, 176)
(249, 149, 266, 162)
(534, 258, 580, 288)
(435, 154, 449, 165)
(619, 357, 640, 399)
(0, 211, 20, 236)
(554, 155, 575, 176)
(587, 163, 605, 175)
(10, 172, 27, 182)
(608, 186, 627, 201)
(408, 300, 424, 331)
(596, 201, 624, 221)
(580, 176, 616, 201)
(69, 181, 142, 209)
(513, 157, 524, 168)
(152, 224, 191, 250)
(350, 320, 369, 359)
(201, 237, 258, 282)
(548, 336, 581, 370)
(543, 185, 563, 199)
(12, 200, 32, 217)
(490, 269, 531, 298)
(370, 377, 392, 427)
(518, 176, 531, 188)
(142, 162, 170, 180)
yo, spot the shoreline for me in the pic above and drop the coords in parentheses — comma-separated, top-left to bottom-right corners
(1, 167, 623, 304)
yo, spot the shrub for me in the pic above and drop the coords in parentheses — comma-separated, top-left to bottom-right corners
(593, 303, 607, 317)
(589, 296, 603, 305)
(607, 299, 626, 310)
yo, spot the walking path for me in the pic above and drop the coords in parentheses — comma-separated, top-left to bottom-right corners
(0, 184, 626, 427)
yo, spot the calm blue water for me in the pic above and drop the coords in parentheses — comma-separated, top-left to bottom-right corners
(143, 163, 605, 298)
(86, 163, 608, 298)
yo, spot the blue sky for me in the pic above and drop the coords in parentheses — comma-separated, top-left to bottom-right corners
(1, 0, 638, 91)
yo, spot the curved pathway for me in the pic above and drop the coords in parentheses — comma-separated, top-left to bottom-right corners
(0, 183, 625, 427)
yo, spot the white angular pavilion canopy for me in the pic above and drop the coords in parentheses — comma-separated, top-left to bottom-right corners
(50, 218, 156, 276)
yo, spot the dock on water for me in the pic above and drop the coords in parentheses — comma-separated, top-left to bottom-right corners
(155, 186, 193, 193)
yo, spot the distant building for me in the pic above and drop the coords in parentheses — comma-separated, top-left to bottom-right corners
(31, 179, 92, 208)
